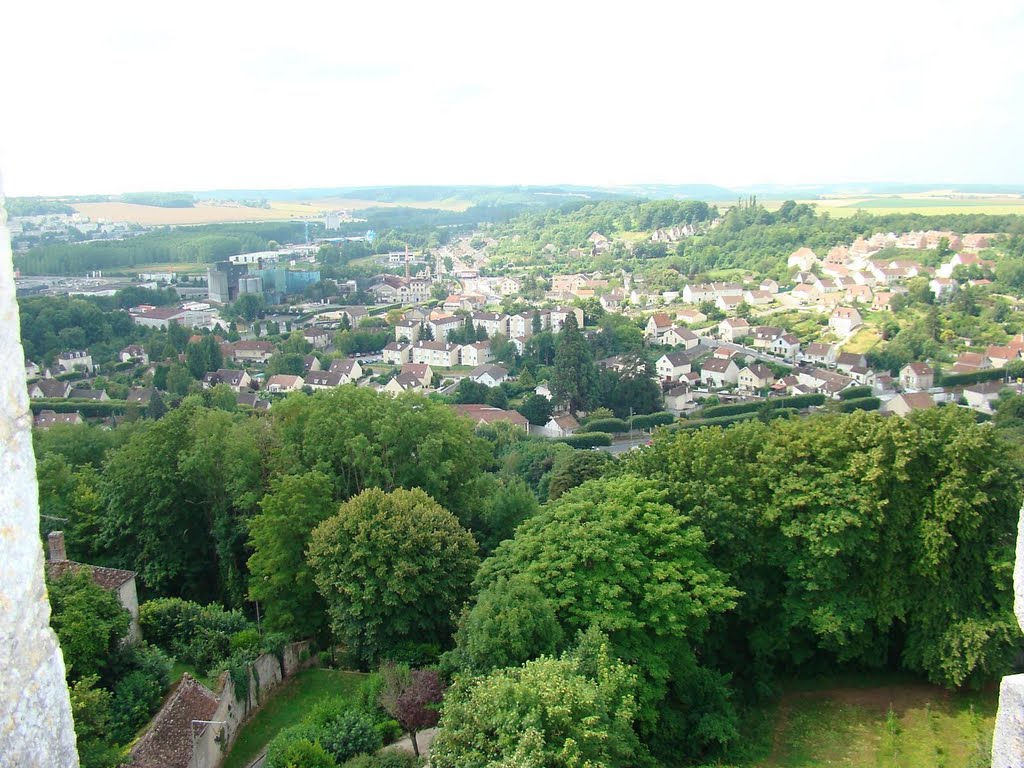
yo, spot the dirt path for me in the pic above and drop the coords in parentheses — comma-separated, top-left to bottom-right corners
(383, 727, 439, 757)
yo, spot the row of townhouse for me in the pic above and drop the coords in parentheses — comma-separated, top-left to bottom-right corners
(383, 339, 497, 369)
(395, 307, 585, 346)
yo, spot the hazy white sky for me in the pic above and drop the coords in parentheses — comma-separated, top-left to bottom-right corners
(2, 0, 1022, 196)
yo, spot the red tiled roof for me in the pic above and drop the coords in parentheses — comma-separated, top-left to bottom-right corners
(46, 559, 135, 590)
(128, 674, 219, 768)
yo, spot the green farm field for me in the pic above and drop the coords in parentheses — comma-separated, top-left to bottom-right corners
(742, 195, 1024, 219)
(819, 196, 1024, 218)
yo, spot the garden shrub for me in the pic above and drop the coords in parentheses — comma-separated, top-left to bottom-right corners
(582, 417, 629, 433)
(558, 432, 613, 448)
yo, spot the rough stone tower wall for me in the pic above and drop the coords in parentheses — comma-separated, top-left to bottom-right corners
(993, 504, 1024, 767)
(0, 190, 80, 764)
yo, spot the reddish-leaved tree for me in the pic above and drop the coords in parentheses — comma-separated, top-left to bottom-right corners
(378, 662, 446, 756)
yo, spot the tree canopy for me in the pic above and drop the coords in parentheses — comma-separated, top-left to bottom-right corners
(432, 630, 646, 768)
(247, 471, 336, 640)
(308, 487, 479, 666)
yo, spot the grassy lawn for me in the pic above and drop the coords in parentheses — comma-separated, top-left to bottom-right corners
(844, 325, 882, 355)
(753, 677, 995, 768)
(613, 230, 650, 243)
(223, 668, 368, 768)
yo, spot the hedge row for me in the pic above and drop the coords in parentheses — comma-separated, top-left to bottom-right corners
(699, 401, 764, 419)
(677, 406, 803, 431)
(675, 413, 759, 430)
(559, 432, 613, 448)
(29, 398, 132, 417)
(838, 385, 873, 400)
(937, 368, 1006, 388)
(700, 393, 826, 419)
(629, 411, 676, 429)
(583, 418, 630, 433)
(837, 397, 881, 413)
(777, 393, 828, 410)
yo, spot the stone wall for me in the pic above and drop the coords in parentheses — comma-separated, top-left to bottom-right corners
(189, 641, 311, 768)
(0, 194, 80, 763)
(130, 641, 311, 768)
(992, 503, 1024, 767)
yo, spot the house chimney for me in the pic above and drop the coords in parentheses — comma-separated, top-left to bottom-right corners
(47, 531, 66, 562)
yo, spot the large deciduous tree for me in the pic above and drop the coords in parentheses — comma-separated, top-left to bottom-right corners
(516, 393, 553, 426)
(99, 403, 271, 605)
(273, 387, 489, 523)
(625, 408, 1023, 690)
(247, 471, 336, 640)
(308, 487, 478, 665)
(464, 475, 740, 758)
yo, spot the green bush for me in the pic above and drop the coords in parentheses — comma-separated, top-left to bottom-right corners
(266, 723, 326, 768)
(837, 397, 881, 413)
(699, 401, 761, 419)
(838, 385, 873, 400)
(676, 413, 759, 430)
(582, 417, 629, 433)
(29, 398, 131, 417)
(269, 731, 338, 768)
(342, 753, 420, 768)
(779, 393, 828, 409)
(629, 411, 675, 429)
(353, 673, 404, 743)
(307, 699, 382, 763)
(558, 432, 613, 448)
(139, 597, 250, 672)
(700, 393, 826, 420)
(374, 719, 404, 744)
(937, 368, 1005, 387)
(139, 598, 201, 648)
(230, 628, 263, 655)
(108, 643, 172, 743)
(772, 408, 800, 420)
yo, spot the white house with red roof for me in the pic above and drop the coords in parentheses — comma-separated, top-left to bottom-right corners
(787, 247, 818, 272)
(899, 362, 934, 391)
(829, 307, 862, 336)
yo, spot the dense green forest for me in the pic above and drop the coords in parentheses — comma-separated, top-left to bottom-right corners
(14, 222, 310, 275)
(35, 385, 1023, 767)
(18, 292, 181, 367)
(5, 198, 76, 216)
(120, 192, 195, 208)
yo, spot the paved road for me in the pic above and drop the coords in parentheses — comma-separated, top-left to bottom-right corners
(706, 340, 797, 367)
(599, 436, 647, 455)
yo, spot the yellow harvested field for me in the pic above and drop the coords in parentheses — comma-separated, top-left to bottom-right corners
(72, 196, 474, 226)
(72, 202, 305, 225)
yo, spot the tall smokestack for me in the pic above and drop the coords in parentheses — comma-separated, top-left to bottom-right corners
(405, 245, 410, 280)
(47, 531, 66, 562)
